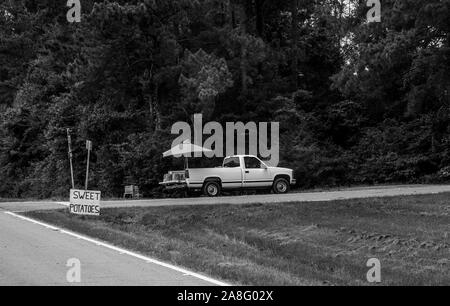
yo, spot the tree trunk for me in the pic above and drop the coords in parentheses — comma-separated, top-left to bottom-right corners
(230, 0, 236, 28)
(291, 0, 299, 89)
(153, 87, 161, 132)
(255, 0, 264, 38)
(239, 3, 248, 93)
(148, 86, 161, 132)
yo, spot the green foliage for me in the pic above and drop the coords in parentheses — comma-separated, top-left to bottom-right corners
(1, 0, 450, 198)
(179, 49, 233, 118)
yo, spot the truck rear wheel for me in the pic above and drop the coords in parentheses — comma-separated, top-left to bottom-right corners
(273, 178, 290, 194)
(203, 181, 221, 197)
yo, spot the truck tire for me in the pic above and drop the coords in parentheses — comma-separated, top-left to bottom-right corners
(272, 177, 290, 194)
(203, 181, 221, 197)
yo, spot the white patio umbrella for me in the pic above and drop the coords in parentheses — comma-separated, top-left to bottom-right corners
(162, 139, 212, 168)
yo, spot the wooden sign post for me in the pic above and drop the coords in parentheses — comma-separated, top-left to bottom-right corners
(85, 140, 92, 190)
(67, 129, 75, 189)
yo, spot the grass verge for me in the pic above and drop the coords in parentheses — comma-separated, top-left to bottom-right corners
(24, 193, 450, 285)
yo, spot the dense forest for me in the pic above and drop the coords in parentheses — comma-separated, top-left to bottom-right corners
(1, 0, 450, 198)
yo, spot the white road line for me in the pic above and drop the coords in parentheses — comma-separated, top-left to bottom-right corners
(4, 211, 230, 286)
(56, 202, 69, 206)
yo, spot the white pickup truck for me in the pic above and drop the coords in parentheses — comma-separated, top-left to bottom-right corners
(160, 155, 296, 197)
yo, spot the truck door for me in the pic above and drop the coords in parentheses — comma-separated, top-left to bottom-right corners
(221, 157, 243, 189)
(243, 156, 272, 188)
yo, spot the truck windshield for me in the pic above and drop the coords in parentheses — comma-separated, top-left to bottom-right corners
(223, 157, 240, 168)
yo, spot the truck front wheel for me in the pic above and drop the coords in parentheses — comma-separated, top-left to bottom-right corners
(203, 181, 221, 197)
(272, 178, 290, 194)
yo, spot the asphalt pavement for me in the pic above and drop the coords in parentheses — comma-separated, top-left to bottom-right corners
(0, 212, 223, 286)
(2, 184, 450, 286)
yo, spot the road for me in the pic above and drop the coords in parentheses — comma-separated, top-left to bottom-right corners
(0, 212, 223, 286)
(2, 184, 450, 212)
(1, 184, 450, 286)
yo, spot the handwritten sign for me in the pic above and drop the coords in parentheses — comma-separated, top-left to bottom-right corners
(69, 189, 101, 216)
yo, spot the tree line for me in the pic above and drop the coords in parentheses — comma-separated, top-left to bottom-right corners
(1, 0, 449, 198)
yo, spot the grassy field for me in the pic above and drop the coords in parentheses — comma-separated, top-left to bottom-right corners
(24, 193, 450, 286)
